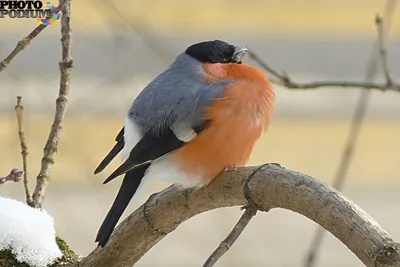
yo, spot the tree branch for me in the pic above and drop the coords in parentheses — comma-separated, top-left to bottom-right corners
(14, 96, 33, 206)
(79, 164, 400, 267)
(0, 0, 66, 73)
(31, 0, 73, 209)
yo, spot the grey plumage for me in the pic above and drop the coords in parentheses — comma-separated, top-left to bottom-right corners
(128, 53, 234, 136)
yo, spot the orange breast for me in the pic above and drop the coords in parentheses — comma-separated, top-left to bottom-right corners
(172, 63, 275, 183)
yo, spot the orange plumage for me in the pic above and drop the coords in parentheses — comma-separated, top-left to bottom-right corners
(173, 63, 275, 183)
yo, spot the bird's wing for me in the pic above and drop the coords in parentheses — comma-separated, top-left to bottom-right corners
(94, 127, 124, 174)
(102, 81, 227, 184)
(102, 124, 205, 184)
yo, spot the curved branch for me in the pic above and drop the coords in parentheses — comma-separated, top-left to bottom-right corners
(80, 164, 400, 267)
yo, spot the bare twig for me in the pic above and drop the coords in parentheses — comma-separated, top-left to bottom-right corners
(267, 79, 399, 91)
(0, 0, 66, 73)
(247, 15, 399, 93)
(249, 48, 400, 92)
(203, 165, 269, 266)
(376, 15, 394, 87)
(80, 165, 400, 267)
(203, 207, 257, 267)
(14, 96, 33, 206)
(0, 169, 23, 185)
(247, 50, 289, 82)
(303, 1, 398, 266)
(31, 0, 73, 209)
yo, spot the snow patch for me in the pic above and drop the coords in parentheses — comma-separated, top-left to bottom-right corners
(0, 197, 62, 266)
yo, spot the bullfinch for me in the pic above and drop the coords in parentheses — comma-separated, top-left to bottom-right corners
(94, 40, 275, 247)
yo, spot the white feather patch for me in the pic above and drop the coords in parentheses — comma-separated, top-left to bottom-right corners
(122, 117, 143, 161)
(143, 154, 204, 188)
(171, 124, 197, 142)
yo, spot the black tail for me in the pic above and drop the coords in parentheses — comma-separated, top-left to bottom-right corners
(95, 165, 148, 247)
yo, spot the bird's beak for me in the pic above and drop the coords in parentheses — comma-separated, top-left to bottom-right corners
(232, 46, 248, 63)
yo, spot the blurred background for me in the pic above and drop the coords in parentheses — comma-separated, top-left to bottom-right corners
(1, 0, 400, 266)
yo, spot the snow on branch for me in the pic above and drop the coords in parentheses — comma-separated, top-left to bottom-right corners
(0, 197, 62, 266)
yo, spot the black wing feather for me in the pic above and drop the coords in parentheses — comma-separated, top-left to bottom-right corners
(94, 127, 125, 174)
(102, 129, 185, 184)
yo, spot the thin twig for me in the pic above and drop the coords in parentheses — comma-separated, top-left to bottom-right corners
(247, 50, 289, 82)
(14, 96, 33, 206)
(248, 26, 399, 93)
(0, 168, 23, 185)
(203, 165, 269, 267)
(376, 15, 394, 87)
(303, 1, 398, 266)
(203, 207, 257, 267)
(31, 0, 73, 209)
(249, 48, 400, 92)
(0, 0, 66, 73)
(270, 79, 399, 91)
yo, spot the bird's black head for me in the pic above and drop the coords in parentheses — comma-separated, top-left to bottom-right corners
(185, 40, 248, 64)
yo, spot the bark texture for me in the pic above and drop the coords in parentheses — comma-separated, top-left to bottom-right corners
(80, 164, 400, 267)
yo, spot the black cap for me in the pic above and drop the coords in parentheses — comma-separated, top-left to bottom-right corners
(185, 40, 247, 64)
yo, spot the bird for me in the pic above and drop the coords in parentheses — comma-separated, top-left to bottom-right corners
(93, 40, 275, 247)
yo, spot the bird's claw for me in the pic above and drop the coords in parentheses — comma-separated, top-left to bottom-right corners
(224, 167, 237, 172)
